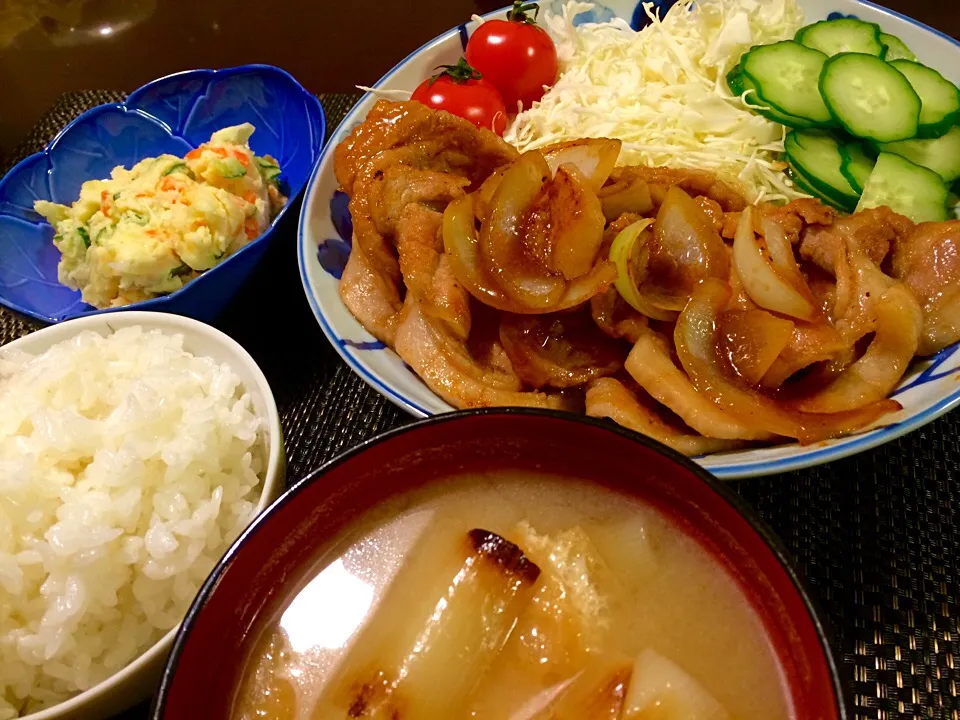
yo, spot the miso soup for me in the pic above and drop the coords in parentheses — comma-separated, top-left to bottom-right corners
(233, 473, 793, 719)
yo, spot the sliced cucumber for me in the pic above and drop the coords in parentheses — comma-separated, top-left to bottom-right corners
(839, 143, 876, 194)
(729, 68, 819, 128)
(788, 167, 818, 196)
(726, 65, 747, 96)
(785, 130, 860, 211)
(256, 156, 282, 184)
(819, 53, 921, 142)
(797, 18, 884, 57)
(170, 263, 193, 278)
(789, 167, 852, 211)
(740, 41, 833, 125)
(889, 60, 960, 138)
(856, 152, 948, 222)
(215, 156, 247, 179)
(880, 32, 917, 62)
(162, 162, 195, 179)
(949, 190, 960, 220)
(879, 125, 960, 182)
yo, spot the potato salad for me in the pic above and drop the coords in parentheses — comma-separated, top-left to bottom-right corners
(34, 124, 285, 308)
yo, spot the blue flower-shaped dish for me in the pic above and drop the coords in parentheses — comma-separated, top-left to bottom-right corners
(0, 65, 325, 323)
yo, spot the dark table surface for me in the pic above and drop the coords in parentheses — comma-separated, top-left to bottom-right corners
(0, 0, 959, 160)
(3, 2, 960, 719)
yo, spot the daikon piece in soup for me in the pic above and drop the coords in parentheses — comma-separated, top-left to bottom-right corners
(233, 472, 793, 719)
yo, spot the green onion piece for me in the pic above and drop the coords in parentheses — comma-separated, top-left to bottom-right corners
(256, 156, 282, 184)
(608, 219, 677, 321)
(169, 263, 192, 278)
(162, 162, 195, 179)
(216, 157, 247, 179)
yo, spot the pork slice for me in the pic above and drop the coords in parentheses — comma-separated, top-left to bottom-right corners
(394, 297, 574, 410)
(372, 166, 469, 236)
(889, 220, 960, 356)
(396, 204, 471, 341)
(339, 239, 403, 346)
(799, 206, 913, 274)
(335, 100, 517, 194)
(590, 287, 649, 345)
(629, 166, 747, 212)
(585, 378, 744, 456)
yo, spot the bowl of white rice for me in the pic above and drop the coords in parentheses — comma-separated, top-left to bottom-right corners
(0, 312, 284, 720)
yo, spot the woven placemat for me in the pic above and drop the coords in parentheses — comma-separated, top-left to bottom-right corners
(3, 91, 959, 719)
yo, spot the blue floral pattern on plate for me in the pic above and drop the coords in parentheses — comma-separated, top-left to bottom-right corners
(316, 192, 386, 351)
(456, 1, 679, 49)
(0, 65, 325, 323)
(317, 191, 353, 281)
(827, 11, 859, 19)
(541, 0, 678, 28)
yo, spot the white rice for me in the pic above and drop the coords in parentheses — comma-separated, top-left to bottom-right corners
(0, 327, 264, 718)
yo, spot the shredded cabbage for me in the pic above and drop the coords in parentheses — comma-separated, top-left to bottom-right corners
(504, 0, 808, 203)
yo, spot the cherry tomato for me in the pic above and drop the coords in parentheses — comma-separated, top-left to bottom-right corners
(465, 1, 558, 111)
(411, 58, 508, 135)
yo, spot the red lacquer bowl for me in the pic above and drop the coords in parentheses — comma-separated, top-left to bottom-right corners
(152, 409, 849, 719)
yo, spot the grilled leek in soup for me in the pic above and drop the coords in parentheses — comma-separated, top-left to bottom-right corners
(233, 474, 791, 719)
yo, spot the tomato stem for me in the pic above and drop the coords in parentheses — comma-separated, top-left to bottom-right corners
(428, 57, 484, 87)
(506, 1, 541, 24)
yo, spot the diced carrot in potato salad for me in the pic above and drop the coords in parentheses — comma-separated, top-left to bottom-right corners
(33, 123, 285, 309)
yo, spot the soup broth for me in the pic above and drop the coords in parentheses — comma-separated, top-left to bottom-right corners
(234, 472, 793, 719)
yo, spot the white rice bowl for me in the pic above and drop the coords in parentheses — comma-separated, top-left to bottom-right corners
(0, 325, 272, 718)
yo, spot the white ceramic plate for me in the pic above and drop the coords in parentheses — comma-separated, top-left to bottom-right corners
(298, 0, 960, 479)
